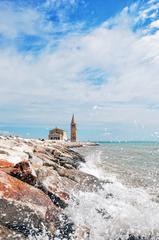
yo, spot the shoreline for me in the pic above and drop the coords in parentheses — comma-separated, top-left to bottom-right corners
(0, 136, 158, 239)
(41, 139, 100, 148)
(0, 135, 101, 239)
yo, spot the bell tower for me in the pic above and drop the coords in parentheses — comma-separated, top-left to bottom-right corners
(71, 114, 77, 142)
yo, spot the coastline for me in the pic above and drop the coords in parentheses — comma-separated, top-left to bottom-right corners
(1, 136, 158, 239)
(0, 135, 101, 239)
(45, 140, 99, 148)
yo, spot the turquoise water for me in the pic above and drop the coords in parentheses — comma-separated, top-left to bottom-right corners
(80, 142, 159, 192)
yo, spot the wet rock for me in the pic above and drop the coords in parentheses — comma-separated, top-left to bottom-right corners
(36, 167, 74, 208)
(54, 214, 74, 240)
(105, 193, 113, 199)
(0, 137, 103, 240)
(73, 226, 90, 240)
(36, 165, 102, 215)
(101, 179, 113, 184)
(57, 168, 102, 191)
(0, 225, 27, 240)
(96, 208, 112, 220)
(56, 156, 80, 169)
(0, 170, 60, 237)
(10, 160, 37, 185)
(126, 235, 150, 240)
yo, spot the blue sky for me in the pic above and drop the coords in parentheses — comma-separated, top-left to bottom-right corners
(0, 0, 159, 141)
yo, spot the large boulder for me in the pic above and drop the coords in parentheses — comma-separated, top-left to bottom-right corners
(0, 159, 37, 186)
(0, 170, 60, 237)
(36, 167, 75, 208)
(10, 160, 37, 185)
(36, 165, 102, 212)
(57, 168, 102, 192)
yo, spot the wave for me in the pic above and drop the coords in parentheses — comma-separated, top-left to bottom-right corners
(65, 148, 159, 240)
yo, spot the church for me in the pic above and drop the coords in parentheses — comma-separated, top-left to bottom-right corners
(48, 115, 77, 142)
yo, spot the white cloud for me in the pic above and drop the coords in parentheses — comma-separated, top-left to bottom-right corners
(149, 19, 159, 28)
(139, 1, 159, 20)
(0, 5, 46, 38)
(0, 1, 81, 42)
(0, 1, 159, 139)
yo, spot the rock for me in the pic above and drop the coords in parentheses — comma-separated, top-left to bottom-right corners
(126, 235, 152, 240)
(0, 225, 27, 240)
(35, 151, 53, 162)
(30, 155, 44, 168)
(0, 137, 103, 240)
(56, 156, 79, 169)
(10, 160, 37, 185)
(54, 214, 74, 240)
(0, 170, 60, 237)
(0, 160, 14, 168)
(36, 165, 102, 213)
(0, 150, 9, 155)
(96, 208, 112, 220)
(36, 167, 74, 208)
(34, 144, 85, 170)
(42, 159, 59, 168)
(0, 160, 14, 174)
(73, 226, 90, 240)
(57, 168, 102, 191)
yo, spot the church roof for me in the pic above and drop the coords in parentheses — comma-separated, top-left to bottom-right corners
(49, 128, 65, 134)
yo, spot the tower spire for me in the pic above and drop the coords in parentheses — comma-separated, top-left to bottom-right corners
(71, 114, 75, 124)
(71, 114, 77, 142)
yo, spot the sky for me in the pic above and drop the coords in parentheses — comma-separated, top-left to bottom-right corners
(0, 0, 159, 141)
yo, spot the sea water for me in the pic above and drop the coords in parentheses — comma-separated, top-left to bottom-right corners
(65, 143, 159, 240)
(29, 143, 159, 240)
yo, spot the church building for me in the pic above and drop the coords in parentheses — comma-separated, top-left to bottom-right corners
(48, 128, 67, 141)
(48, 115, 77, 142)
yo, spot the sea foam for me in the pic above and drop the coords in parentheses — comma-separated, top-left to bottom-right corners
(65, 147, 159, 240)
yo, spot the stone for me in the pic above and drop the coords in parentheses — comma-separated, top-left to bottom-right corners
(0, 136, 103, 240)
(57, 168, 102, 192)
(36, 167, 74, 208)
(10, 160, 37, 185)
(73, 226, 90, 240)
(0, 225, 27, 240)
(0, 160, 14, 168)
(0, 160, 14, 174)
(0, 170, 60, 237)
(0, 150, 9, 155)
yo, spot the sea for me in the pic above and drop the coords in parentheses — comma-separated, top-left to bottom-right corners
(29, 142, 159, 240)
(65, 142, 159, 240)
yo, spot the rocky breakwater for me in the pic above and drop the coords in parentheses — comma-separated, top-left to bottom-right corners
(0, 136, 101, 240)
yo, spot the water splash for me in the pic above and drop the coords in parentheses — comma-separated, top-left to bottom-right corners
(65, 146, 159, 240)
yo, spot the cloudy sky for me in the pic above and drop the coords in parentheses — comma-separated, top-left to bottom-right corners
(0, 0, 159, 141)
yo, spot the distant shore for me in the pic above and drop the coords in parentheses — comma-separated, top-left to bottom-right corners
(47, 140, 99, 148)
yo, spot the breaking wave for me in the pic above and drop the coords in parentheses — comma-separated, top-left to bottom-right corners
(65, 146, 159, 240)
